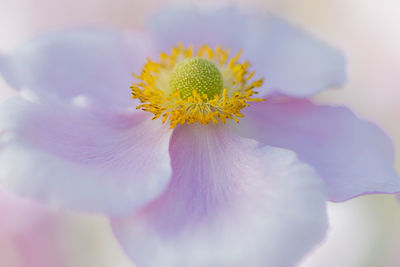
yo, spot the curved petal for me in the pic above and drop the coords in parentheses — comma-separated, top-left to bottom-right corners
(111, 124, 327, 267)
(150, 6, 345, 97)
(0, 97, 171, 215)
(234, 98, 400, 201)
(243, 16, 346, 97)
(0, 29, 155, 109)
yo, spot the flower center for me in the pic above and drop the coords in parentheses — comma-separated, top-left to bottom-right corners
(169, 57, 223, 99)
(131, 44, 264, 129)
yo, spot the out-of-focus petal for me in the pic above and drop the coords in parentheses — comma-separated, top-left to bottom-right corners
(150, 6, 345, 97)
(243, 16, 346, 97)
(111, 124, 327, 267)
(149, 6, 245, 53)
(0, 29, 155, 110)
(0, 190, 62, 267)
(0, 189, 137, 267)
(234, 97, 400, 201)
(0, 97, 171, 215)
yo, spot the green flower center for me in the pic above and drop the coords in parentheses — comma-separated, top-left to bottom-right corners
(169, 57, 223, 99)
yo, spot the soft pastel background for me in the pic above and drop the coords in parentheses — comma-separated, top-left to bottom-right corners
(0, 0, 399, 266)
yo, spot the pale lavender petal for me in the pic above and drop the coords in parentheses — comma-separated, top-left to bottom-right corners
(112, 124, 327, 267)
(234, 98, 400, 201)
(149, 6, 245, 53)
(244, 16, 345, 97)
(0, 29, 155, 109)
(0, 97, 171, 215)
(150, 6, 345, 97)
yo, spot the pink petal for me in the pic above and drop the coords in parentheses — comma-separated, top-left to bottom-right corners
(0, 29, 155, 109)
(0, 189, 137, 267)
(111, 124, 327, 267)
(234, 97, 400, 201)
(0, 97, 171, 215)
(0, 190, 61, 267)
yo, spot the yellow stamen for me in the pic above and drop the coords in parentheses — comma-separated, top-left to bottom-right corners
(131, 44, 264, 129)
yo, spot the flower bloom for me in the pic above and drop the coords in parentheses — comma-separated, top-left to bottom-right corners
(0, 6, 399, 267)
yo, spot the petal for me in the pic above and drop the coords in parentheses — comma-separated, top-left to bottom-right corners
(243, 16, 346, 97)
(0, 29, 155, 109)
(234, 98, 400, 201)
(0, 190, 63, 267)
(149, 6, 245, 53)
(150, 6, 345, 97)
(111, 124, 327, 267)
(0, 97, 171, 215)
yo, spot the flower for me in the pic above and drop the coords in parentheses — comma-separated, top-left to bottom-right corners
(0, 5, 399, 267)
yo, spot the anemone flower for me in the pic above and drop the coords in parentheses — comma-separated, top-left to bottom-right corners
(0, 6, 399, 267)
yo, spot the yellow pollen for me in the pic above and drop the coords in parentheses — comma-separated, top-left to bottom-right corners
(131, 43, 264, 129)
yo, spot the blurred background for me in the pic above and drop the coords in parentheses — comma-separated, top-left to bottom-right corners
(0, 0, 399, 266)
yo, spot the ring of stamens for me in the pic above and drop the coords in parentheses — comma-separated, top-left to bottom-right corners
(131, 43, 264, 129)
